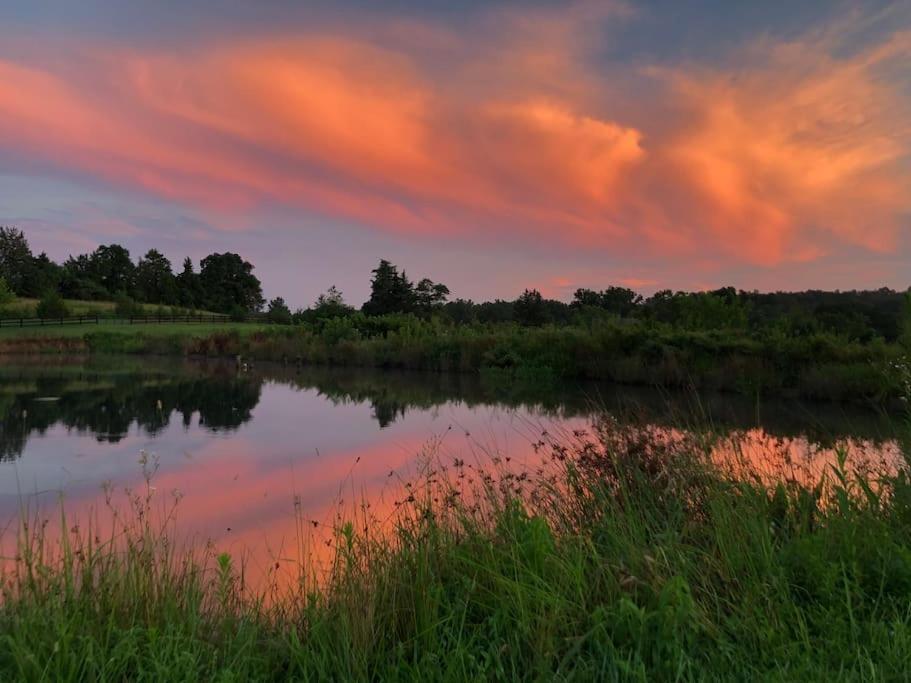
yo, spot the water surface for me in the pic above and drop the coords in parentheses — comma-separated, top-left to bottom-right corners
(0, 356, 903, 587)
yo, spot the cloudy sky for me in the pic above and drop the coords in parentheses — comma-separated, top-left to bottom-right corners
(0, 0, 909, 307)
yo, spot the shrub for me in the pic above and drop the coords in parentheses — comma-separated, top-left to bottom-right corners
(0, 277, 14, 306)
(35, 291, 69, 318)
(113, 293, 143, 318)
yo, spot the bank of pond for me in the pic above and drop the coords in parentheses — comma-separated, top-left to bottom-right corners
(0, 316, 908, 405)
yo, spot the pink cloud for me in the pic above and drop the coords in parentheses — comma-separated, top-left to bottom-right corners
(0, 4, 908, 274)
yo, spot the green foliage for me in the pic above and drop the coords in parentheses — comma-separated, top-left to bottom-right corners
(136, 249, 178, 305)
(113, 293, 144, 317)
(199, 252, 265, 314)
(572, 286, 642, 316)
(0, 277, 14, 306)
(362, 259, 416, 315)
(35, 291, 69, 318)
(0, 226, 34, 295)
(514, 288, 547, 326)
(176, 257, 204, 309)
(266, 296, 293, 324)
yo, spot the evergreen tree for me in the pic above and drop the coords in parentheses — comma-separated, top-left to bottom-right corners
(136, 249, 177, 304)
(176, 258, 202, 309)
(0, 227, 34, 295)
(363, 260, 415, 315)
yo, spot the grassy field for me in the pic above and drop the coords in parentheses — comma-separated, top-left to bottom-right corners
(0, 297, 203, 319)
(1, 420, 910, 679)
(0, 321, 272, 338)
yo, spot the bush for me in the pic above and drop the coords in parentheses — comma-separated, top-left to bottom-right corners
(0, 277, 14, 306)
(35, 291, 69, 318)
(113, 293, 143, 318)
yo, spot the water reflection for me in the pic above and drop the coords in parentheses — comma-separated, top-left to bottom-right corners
(0, 355, 904, 592)
(0, 356, 902, 462)
(0, 362, 260, 461)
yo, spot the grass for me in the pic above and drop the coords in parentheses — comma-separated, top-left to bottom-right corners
(1, 418, 910, 680)
(0, 297, 222, 319)
(0, 321, 273, 339)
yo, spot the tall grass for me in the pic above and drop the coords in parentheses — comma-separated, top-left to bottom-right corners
(1, 419, 911, 679)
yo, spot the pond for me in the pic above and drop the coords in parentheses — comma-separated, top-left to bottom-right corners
(0, 355, 904, 590)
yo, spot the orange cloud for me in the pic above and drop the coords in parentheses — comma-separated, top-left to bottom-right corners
(0, 5, 908, 270)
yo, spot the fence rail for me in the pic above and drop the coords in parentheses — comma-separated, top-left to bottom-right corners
(0, 313, 263, 328)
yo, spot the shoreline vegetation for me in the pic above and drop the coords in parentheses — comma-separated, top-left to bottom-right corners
(2, 226, 911, 405)
(2, 419, 910, 679)
(0, 317, 908, 406)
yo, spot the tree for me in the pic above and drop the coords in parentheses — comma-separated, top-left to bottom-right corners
(362, 260, 415, 316)
(59, 255, 109, 300)
(80, 244, 136, 297)
(266, 297, 292, 324)
(415, 278, 450, 313)
(0, 227, 34, 295)
(21, 253, 61, 298)
(136, 249, 177, 304)
(313, 286, 354, 319)
(571, 287, 642, 316)
(514, 289, 548, 326)
(176, 257, 203, 309)
(198, 252, 264, 314)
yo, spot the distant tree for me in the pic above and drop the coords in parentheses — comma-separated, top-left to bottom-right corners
(362, 260, 415, 315)
(0, 227, 34, 295)
(571, 287, 642, 316)
(266, 296, 293, 324)
(902, 291, 911, 348)
(21, 253, 62, 297)
(415, 278, 450, 313)
(59, 254, 109, 301)
(176, 257, 204, 309)
(443, 298, 476, 324)
(514, 289, 548, 326)
(313, 286, 354, 319)
(476, 299, 515, 324)
(198, 252, 264, 314)
(87, 244, 136, 297)
(35, 291, 69, 318)
(135, 249, 177, 304)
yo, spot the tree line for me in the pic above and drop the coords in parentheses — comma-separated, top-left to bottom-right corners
(0, 227, 264, 317)
(1, 226, 909, 342)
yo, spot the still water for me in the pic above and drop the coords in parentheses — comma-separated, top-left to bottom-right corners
(0, 355, 903, 588)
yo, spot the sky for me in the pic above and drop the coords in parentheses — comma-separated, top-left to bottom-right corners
(0, 0, 909, 307)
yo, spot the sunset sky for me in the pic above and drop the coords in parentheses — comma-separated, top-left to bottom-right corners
(0, 0, 909, 306)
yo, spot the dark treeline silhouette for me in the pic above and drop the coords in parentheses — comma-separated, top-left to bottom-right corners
(0, 227, 264, 316)
(2, 226, 909, 342)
